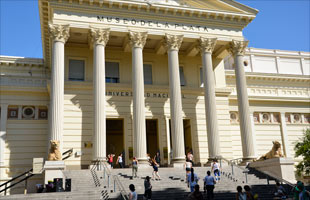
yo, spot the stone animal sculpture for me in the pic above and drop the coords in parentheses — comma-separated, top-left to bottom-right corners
(258, 141, 284, 161)
(48, 140, 62, 161)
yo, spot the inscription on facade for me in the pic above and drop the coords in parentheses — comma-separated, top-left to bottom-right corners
(106, 91, 185, 98)
(97, 16, 209, 32)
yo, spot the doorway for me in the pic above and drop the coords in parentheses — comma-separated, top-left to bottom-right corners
(169, 119, 192, 154)
(146, 119, 159, 158)
(106, 119, 124, 166)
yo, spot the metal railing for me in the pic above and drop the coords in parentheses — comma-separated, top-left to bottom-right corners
(0, 148, 73, 195)
(92, 160, 128, 200)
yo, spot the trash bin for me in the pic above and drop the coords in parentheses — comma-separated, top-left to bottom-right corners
(36, 184, 44, 193)
(65, 179, 71, 192)
(54, 178, 64, 192)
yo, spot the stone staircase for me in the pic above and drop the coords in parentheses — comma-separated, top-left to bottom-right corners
(110, 165, 283, 200)
(0, 164, 295, 200)
(0, 169, 109, 200)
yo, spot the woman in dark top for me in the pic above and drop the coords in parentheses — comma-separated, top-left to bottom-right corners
(150, 158, 161, 180)
(154, 152, 161, 166)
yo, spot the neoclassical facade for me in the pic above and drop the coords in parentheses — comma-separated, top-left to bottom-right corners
(0, 0, 309, 189)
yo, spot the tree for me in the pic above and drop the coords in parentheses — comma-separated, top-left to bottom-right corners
(294, 128, 310, 176)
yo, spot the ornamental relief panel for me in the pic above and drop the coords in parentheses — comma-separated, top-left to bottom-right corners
(4, 105, 48, 120)
(230, 111, 310, 124)
(229, 87, 309, 98)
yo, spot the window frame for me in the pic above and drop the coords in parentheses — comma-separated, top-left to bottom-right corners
(67, 57, 87, 82)
(105, 60, 120, 84)
(143, 63, 153, 85)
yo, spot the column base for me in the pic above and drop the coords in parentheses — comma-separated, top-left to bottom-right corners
(137, 159, 151, 169)
(172, 157, 185, 168)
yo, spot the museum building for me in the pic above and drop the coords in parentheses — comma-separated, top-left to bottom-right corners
(0, 0, 309, 186)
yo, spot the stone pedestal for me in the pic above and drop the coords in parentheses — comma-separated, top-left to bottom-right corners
(249, 157, 296, 183)
(44, 161, 66, 187)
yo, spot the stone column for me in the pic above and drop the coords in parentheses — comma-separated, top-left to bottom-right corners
(48, 24, 70, 153)
(280, 112, 290, 157)
(228, 40, 256, 162)
(199, 37, 221, 161)
(164, 34, 186, 165)
(89, 28, 110, 161)
(129, 31, 148, 163)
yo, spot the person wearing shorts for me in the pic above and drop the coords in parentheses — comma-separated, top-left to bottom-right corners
(211, 160, 221, 182)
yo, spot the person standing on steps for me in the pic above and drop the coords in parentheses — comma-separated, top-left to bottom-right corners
(132, 157, 138, 178)
(144, 176, 152, 200)
(108, 154, 115, 168)
(204, 170, 216, 200)
(129, 184, 137, 200)
(116, 153, 124, 168)
(184, 159, 192, 183)
(150, 158, 161, 180)
(187, 151, 194, 165)
(187, 168, 199, 193)
(154, 151, 161, 167)
(211, 160, 221, 182)
(188, 184, 203, 200)
(236, 186, 246, 200)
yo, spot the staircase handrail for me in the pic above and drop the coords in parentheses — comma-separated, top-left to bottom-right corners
(218, 157, 246, 172)
(100, 161, 128, 200)
(0, 148, 74, 195)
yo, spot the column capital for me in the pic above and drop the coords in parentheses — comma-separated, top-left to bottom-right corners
(89, 28, 110, 46)
(228, 40, 249, 56)
(164, 34, 183, 51)
(48, 24, 70, 43)
(199, 37, 217, 54)
(129, 31, 148, 49)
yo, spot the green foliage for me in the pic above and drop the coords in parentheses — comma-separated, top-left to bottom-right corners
(294, 128, 310, 176)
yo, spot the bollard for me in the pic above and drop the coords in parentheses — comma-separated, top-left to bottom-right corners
(103, 167, 106, 179)
(108, 175, 110, 188)
(245, 172, 248, 183)
(267, 176, 269, 185)
(114, 179, 116, 192)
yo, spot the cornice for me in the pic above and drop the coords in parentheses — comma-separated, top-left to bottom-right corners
(225, 70, 310, 83)
(0, 56, 44, 68)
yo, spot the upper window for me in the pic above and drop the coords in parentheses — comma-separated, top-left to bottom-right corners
(143, 64, 153, 85)
(106, 62, 120, 83)
(179, 67, 186, 86)
(69, 59, 85, 81)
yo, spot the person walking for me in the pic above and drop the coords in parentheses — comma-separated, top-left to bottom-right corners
(132, 157, 138, 178)
(236, 186, 246, 200)
(244, 185, 254, 200)
(184, 159, 192, 182)
(154, 152, 161, 166)
(204, 171, 216, 200)
(116, 153, 124, 168)
(187, 168, 199, 192)
(211, 160, 221, 182)
(144, 176, 152, 200)
(129, 184, 138, 200)
(108, 154, 115, 168)
(187, 151, 194, 165)
(188, 184, 203, 200)
(150, 159, 161, 180)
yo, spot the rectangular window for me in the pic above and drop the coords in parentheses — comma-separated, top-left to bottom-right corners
(69, 59, 85, 81)
(179, 66, 186, 86)
(200, 68, 204, 87)
(143, 64, 153, 85)
(106, 62, 120, 83)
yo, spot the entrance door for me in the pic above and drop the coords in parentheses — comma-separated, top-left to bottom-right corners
(146, 119, 158, 158)
(168, 119, 192, 154)
(106, 119, 124, 166)
(183, 119, 192, 155)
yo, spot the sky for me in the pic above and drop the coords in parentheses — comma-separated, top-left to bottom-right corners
(0, 0, 309, 59)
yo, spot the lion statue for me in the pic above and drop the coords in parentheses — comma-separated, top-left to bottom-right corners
(258, 141, 284, 161)
(48, 140, 62, 161)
